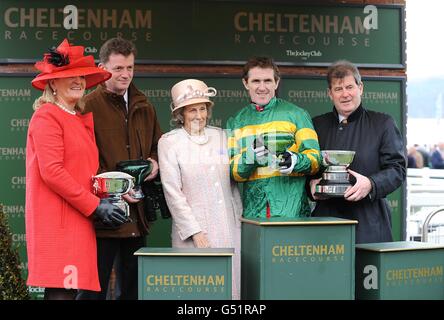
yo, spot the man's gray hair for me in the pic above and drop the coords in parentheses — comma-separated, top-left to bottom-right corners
(327, 60, 362, 89)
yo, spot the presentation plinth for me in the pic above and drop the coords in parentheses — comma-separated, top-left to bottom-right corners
(135, 247, 233, 300)
(355, 241, 444, 300)
(241, 217, 357, 300)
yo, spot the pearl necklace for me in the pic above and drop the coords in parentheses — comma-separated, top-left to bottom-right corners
(182, 127, 209, 145)
(54, 102, 76, 115)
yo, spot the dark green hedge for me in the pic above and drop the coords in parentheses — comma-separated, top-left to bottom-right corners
(0, 203, 29, 300)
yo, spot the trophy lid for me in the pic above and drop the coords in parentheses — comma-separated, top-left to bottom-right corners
(94, 171, 134, 179)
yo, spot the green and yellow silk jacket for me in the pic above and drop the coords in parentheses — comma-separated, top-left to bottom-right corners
(226, 97, 321, 218)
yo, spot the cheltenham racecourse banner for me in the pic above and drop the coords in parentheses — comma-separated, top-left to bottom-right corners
(0, 1, 404, 67)
(0, 74, 406, 298)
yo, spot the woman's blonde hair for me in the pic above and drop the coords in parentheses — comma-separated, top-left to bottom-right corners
(32, 83, 85, 112)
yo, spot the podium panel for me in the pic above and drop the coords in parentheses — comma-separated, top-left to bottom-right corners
(356, 241, 444, 300)
(241, 217, 357, 300)
(135, 248, 233, 300)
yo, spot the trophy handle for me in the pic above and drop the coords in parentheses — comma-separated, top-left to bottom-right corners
(122, 178, 135, 195)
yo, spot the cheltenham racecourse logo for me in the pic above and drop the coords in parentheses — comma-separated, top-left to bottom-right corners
(0, 147, 26, 160)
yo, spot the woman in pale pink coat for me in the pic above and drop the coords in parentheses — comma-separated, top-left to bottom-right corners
(26, 39, 128, 300)
(158, 79, 242, 299)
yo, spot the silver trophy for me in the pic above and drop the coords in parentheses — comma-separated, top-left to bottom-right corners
(315, 150, 355, 198)
(259, 131, 295, 169)
(92, 171, 135, 217)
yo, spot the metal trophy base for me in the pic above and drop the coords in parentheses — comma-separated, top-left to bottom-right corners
(315, 168, 351, 198)
(315, 184, 351, 198)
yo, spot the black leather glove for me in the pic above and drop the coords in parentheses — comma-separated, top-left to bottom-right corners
(279, 151, 298, 174)
(93, 198, 129, 229)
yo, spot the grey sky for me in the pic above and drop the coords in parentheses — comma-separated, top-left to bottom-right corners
(406, 0, 444, 80)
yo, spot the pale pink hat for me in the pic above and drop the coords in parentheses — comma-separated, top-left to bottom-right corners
(170, 79, 217, 112)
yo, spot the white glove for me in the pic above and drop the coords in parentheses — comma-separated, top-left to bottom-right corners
(254, 145, 268, 161)
(252, 135, 269, 166)
(279, 151, 298, 174)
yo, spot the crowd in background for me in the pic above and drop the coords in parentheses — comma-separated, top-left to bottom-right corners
(407, 142, 444, 169)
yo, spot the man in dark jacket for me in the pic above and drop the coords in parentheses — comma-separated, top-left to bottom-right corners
(430, 142, 444, 169)
(308, 60, 406, 244)
(77, 38, 162, 299)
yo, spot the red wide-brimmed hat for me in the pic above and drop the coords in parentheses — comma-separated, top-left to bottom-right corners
(31, 38, 111, 91)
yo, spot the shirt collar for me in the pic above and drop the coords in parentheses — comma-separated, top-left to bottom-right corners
(333, 104, 363, 123)
(250, 97, 277, 112)
(123, 90, 129, 109)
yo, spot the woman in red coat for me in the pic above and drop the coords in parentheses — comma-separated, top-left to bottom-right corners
(26, 39, 129, 300)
